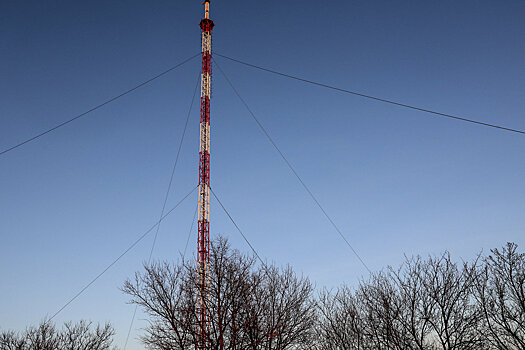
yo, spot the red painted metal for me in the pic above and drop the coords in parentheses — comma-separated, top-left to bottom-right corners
(197, 2, 213, 350)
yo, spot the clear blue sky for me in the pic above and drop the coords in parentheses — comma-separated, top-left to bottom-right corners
(1, 1, 524, 349)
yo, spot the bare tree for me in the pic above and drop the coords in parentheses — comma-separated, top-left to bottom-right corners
(61, 321, 114, 350)
(0, 320, 115, 350)
(122, 261, 196, 350)
(476, 242, 525, 350)
(414, 253, 483, 350)
(316, 286, 364, 350)
(318, 252, 485, 350)
(389, 256, 432, 350)
(256, 266, 316, 350)
(122, 236, 316, 350)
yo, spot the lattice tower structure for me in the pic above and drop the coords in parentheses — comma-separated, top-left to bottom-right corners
(197, 1, 213, 349)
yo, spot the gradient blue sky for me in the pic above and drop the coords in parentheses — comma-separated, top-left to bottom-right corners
(1, 1, 524, 349)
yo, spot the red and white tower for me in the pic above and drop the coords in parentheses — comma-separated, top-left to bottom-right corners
(197, 1, 213, 349)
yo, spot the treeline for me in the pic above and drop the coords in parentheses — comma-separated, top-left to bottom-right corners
(2, 238, 524, 350)
(0, 321, 115, 350)
(122, 237, 525, 350)
(317, 243, 525, 350)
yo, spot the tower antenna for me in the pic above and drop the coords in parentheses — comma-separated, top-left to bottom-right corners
(197, 1, 214, 349)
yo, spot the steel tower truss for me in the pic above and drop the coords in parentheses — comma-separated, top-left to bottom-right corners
(197, 1, 213, 349)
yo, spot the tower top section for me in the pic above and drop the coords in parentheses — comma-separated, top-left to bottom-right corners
(200, 0, 214, 32)
(204, 0, 211, 20)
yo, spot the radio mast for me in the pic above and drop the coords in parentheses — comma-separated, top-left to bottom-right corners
(197, 1, 213, 349)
